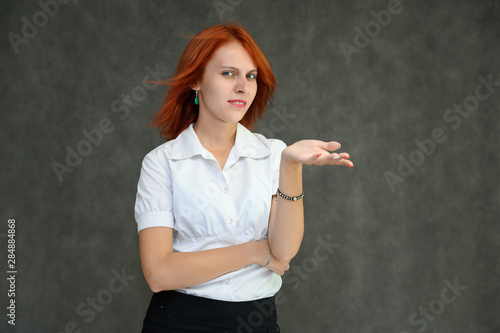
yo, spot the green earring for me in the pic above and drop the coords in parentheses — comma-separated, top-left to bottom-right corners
(194, 90, 199, 105)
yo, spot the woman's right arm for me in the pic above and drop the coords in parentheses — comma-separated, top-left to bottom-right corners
(139, 227, 288, 293)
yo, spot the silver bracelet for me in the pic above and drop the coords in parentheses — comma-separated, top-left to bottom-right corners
(257, 240, 271, 267)
(276, 188, 304, 202)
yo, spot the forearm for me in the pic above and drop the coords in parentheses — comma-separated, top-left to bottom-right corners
(268, 159, 304, 262)
(147, 241, 264, 292)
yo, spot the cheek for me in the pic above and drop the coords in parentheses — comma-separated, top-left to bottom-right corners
(251, 84, 258, 100)
(203, 86, 221, 105)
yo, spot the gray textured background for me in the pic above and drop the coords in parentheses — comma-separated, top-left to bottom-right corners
(1, 0, 499, 332)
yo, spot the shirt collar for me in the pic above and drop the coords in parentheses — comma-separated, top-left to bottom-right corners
(170, 123, 271, 161)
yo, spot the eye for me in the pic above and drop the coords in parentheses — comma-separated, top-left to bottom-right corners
(222, 71, 235, 77)
(247, 73, 257, 80)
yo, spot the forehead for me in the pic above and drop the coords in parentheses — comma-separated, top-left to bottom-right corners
(208, 41, 256, 70)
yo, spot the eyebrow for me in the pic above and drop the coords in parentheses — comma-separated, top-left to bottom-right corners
(220, 66, 257, 73)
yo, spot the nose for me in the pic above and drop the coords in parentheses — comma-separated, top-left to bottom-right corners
(235, 76, 249, 94)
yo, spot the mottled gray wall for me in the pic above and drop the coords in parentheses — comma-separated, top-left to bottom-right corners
(1, 0, 499, 332)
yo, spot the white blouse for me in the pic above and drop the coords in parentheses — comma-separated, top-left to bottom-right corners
(134, 122, 287, 301)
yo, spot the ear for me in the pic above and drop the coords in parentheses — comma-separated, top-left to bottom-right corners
(191, 82, 201, 91)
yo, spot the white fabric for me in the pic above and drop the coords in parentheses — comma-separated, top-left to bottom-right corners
(134, 122, 287, 301)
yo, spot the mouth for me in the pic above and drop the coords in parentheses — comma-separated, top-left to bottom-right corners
(228, 99, 247, 108)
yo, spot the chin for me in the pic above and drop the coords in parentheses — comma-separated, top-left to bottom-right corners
(225, 110, 248, 123)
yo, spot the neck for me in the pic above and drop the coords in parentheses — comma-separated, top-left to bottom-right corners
(193, 117, 238, 151)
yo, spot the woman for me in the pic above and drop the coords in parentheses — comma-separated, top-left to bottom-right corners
(134, 23, 353, 333)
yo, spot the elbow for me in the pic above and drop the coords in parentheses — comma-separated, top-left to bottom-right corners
(275, 253, 295, 263)
(146, 274, 173, 293)
(148, 283, 161, 294)
(268, 232, 303, 263)
(143, 267, 173, 293)
(147, 275, 163, 293)
(268, 238, 300, 262)
(149, 284, 163, 294)
(143, 271, 163, 293)
(141, 253, 180, 293)
(271, 247, 298, 263)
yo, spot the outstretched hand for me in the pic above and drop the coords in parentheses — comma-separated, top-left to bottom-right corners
(282, 140, 353, 167)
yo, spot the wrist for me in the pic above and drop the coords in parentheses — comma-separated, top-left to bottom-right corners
(247, 241, 263, 265)
(279, 155, 303, 195)
(252, 240, 271, 266)
(281, 149, 302, 167)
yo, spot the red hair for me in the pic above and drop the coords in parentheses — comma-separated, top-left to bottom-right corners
(148, 23, 276, 140)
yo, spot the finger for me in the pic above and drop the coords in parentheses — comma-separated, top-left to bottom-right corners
(326, 141, 342, 152)
(314, 152, 340, 165)
(308, 152, 325, 164)
(328, 153, 346, 161)
(337, 157, 354, 167)
(315, 141, 341, 152)
(329, 153, 354, 167)
(337, 153, 350, 160)
(311, 152, 333, 165)
(339, 153, 353, 167)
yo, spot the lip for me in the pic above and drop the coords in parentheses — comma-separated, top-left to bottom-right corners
(228, 99, 247, 108)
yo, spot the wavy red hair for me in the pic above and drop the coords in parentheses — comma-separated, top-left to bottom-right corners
(148, 23, 276, 140)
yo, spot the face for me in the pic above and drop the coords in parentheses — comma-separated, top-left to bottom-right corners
(194, 41, 258, 126)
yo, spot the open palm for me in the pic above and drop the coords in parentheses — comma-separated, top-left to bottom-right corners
(282, 140, 353, 167)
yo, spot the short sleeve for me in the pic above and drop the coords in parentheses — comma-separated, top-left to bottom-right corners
(269, 139, 287, 194)
(134, 150, 175, 233)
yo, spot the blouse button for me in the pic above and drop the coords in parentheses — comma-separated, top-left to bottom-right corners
(225, 279, 230, 285)
(223, 188, 228, 193)
(228, 219, 233, 224)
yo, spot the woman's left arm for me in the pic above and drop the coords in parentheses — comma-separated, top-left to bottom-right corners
(268, 140, 353, 262)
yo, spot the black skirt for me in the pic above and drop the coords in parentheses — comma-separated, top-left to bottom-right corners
(141, 290, 280, 333)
